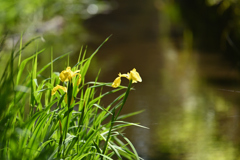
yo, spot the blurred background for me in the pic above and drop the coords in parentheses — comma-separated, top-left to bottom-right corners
(2, 0, 240, 159)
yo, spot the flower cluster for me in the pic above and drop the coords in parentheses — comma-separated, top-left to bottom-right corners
(112, 68, 142, 88)
(51, 67, 81, 103)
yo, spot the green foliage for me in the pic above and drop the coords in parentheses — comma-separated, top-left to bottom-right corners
(0, 0, 109, 33)
(0, 0, 113, 63)
(0, 36, 145, 160)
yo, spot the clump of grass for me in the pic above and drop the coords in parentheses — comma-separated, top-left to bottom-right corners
(0, 35, 146, 160)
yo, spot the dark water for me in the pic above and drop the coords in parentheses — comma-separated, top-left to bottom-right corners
(83, 1, 240, 159)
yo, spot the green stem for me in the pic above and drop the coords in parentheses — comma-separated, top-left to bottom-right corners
(63, 82, 73, 157)
(115, 80, 132, 120)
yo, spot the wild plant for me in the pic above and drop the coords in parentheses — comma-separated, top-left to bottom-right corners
(0, 36, 146, 160)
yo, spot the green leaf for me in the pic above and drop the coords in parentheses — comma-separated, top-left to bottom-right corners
(16, 49, 45, 85)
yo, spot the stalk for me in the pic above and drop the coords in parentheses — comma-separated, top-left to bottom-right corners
(63, 81, 73, 157)
(115, 80, 132, 120)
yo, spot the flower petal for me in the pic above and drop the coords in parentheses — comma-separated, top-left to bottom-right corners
(112, 77, 121, 88)
(51, 85, 67, 95)
(119, 73, 130, 79)
(59, 70, 71, 82)
(130, 68, 142, 83)
(59, 67, 80, 82)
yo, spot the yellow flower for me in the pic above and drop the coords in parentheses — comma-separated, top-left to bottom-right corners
(112, 76, 121, 88)
(119, 68, 142, 83)
(59, 67, 80, 82)
(129, 68, 142, 83)
(51, 85, 67, 95)
(51, 85, 74, 105)
(111, 68, 142, 88)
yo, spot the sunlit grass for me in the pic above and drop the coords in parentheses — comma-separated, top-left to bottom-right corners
(0, 35, 145, 160)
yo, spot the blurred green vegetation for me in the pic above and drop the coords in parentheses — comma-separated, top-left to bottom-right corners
(0, 0, 112, 55)
(0, 0, 114, 78)
(160, 0, 240, 53)
(0, 0, 112, 34)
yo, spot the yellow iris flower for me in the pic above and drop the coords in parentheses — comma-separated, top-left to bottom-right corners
(52, 66, 81, 105)
(112, 68, 142, 88)
(59, 67, 81, 84)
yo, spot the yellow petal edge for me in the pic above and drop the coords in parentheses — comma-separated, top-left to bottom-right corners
(51, 85, 67, 95)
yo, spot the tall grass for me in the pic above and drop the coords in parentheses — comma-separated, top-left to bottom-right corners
(0, 36, 146, 160)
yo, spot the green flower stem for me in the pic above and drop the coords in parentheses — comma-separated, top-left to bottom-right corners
(63, 81, 73, 157)
(101, 80, 132, 159)
(67, 82, 73, 108)
(66, 82, 73, 136)
(115, 80, 132, 120)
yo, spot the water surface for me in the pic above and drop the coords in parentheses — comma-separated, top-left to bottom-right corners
(83, 1, 240, 159)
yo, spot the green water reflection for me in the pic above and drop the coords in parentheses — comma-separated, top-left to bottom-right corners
(117, 37, 240, 159)
(155, 42, 240, 160)
(84, 1, 240, 159)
